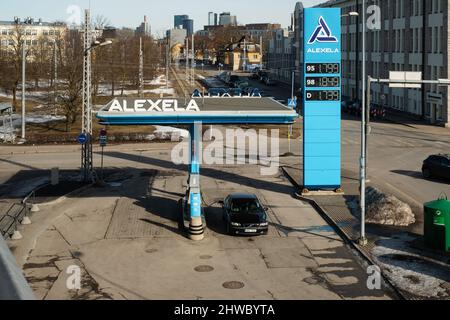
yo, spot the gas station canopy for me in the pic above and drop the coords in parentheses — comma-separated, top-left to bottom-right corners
(96, 97, 297, 126)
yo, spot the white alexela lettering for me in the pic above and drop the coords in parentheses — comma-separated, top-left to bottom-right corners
(108, 99, 200, 112)
(307, 48, 340, 54)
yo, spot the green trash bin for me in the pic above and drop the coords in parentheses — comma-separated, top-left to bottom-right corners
(424, 195, 450, 252)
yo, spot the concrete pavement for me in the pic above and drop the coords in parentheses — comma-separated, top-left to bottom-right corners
(7, 146, 394, 300)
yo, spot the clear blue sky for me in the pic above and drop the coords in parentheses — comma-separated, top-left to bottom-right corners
(1, 0, 324, 37)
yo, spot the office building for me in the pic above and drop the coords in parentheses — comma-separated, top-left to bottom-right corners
(174, 15, 188, 29)
(135, 15, 151, 37)
(219, 12, 237, 26)
(316, 0, 450, 126)
(182, 19, 194, 37)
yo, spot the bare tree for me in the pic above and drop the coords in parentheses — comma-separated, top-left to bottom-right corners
(59, 31, 83, 132)
(93, 15, 111, 30)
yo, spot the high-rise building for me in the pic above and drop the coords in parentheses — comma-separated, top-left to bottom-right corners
(135, 15, 151, 37)
(174, 15, 188, 29)
(208, 12, 215, 26)
(182, 19, 194, 37)
(219, 12, 237, 26)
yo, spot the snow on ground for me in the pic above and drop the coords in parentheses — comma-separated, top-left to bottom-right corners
(372, 233, 450, 298)
(0, 114, 66, 129)
(26, 115, 66, 124)
(153, 126, 189, 141)
(146, 75, 170, 86)
(98, 75, 174, 97)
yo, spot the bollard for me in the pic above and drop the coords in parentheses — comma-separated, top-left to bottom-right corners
(11, 231, 23, 240)
(21, 216, 31, 225)
(189, 216, 204, 241)
(51, 167, 59, 186)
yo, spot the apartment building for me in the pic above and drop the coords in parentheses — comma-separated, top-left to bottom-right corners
(314, 0, 450, 126)
(267, 28, 296, 83)
(0, 17, 66, 52)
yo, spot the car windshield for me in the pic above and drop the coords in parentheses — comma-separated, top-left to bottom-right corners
(230, 198, 261, 214)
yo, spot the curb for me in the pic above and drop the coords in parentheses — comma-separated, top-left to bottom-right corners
(281, 167, 406, 300)
(23, 182, 94, 208)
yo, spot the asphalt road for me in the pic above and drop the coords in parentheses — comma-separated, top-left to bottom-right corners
(200, 69, 450, 221)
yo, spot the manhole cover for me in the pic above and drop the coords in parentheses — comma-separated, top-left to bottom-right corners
(223, 281, 245, 289)
(145, 249, 158, 254)
(199, 255, 212, 260)
(194, 265, 214, 273)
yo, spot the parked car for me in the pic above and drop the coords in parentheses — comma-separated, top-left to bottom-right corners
(422, 154, 450, 180)
(217, 71, 231, 84)
(251, 69, 260, 79)
(227, 88, 243, 97)
(207, 87, 228, 96)
(258, 72, 269, 82)
(263, 77, 277, 86)
(234, 77, 250, 89)
(242, 87, 256, 95)
(226, 75, 239, 87)
(220, 193, 269, 236)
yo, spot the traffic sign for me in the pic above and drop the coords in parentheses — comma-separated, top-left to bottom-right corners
(99, 136, 107, 147)
(288, 98, 297, 109)
(77, 133, 87, 145)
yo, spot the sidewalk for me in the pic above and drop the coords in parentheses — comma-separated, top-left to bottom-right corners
(282, 164, 450, 300)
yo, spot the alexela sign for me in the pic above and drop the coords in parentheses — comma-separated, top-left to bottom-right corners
(108, 99, 200, 113)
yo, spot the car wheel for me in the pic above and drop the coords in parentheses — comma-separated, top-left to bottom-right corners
(226, 223, 231, 235)
(423, 168, 431, 179)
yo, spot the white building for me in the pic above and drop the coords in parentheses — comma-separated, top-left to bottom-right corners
(0, 17, 66, 51)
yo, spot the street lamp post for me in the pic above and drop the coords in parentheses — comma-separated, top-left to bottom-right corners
(342, 10, 368, 245)
(359, 0, 368, 246)
(21, 42, 26, 140)
(81, 9, 112, 182)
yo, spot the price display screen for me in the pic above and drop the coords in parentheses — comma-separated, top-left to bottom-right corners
(306, 76, 340, 88)
(305, 90, 340, 101)
(306, 63, 340, 74)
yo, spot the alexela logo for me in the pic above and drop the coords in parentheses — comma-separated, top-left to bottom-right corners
(308, 16, 338, 44)
(108, 99, 200, 113)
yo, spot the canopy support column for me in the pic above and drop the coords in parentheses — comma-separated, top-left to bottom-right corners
(188, 122, 204, 241)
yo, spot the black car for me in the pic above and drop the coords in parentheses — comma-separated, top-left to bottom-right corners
(226, 88, 242, 97)
(422, 154, 450, 181)
(220, 193, 269, 236)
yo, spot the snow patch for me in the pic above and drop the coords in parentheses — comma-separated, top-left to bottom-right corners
(372, 234, 450, 298)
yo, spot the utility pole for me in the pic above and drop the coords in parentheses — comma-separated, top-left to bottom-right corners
(260, 36, 263, 69)
(21, 42, 26, 140)
(359, 0, 368, 246)
(191, 34, 195, 86)
(291, 71, 295, 99)
(242, 37, 247, 72)
(53, 40, 58, 116)
(166, 37, 170, 90)
(139, 37, 144, 97)
(81, 9, 93, 182)
(185, 37, 189, 82)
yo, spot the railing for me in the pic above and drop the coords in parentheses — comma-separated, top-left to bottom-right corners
(0, 203, 27, 239)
